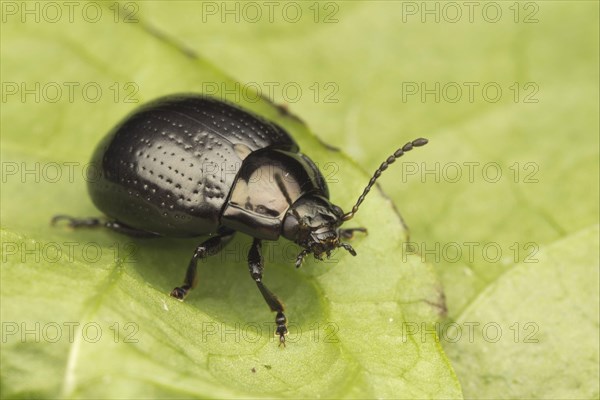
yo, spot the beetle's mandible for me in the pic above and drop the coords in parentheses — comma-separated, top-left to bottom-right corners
(52, 94, 428, 346)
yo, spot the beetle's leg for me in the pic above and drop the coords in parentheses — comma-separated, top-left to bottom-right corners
(338, 227, 367, 240)
(248, 238, 288, 347)
(170, 228, 235, 300)
(51, 215, 159, 238)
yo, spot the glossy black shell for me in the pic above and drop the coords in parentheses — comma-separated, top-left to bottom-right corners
(88, 94, 327, 238)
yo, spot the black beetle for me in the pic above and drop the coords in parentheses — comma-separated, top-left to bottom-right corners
(52, 94, 428, 345)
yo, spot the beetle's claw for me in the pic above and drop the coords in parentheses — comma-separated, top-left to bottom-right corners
(339, 242, 357, 256)
(275, 311, 287, 348)
(50, 215, 76, 227)
(170, 287, 187, 301)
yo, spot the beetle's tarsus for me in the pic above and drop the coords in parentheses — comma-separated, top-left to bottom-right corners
(170, 286, 188, 300)
(276, 311, 288, 348)
(295, 249, 310, 268)
(338, 227, 368, 240)
(51, 215, 102, 228)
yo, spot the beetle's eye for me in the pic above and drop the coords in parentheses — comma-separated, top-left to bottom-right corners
(332, 205, 344, 217)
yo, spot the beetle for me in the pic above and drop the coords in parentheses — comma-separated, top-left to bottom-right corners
(52, 94, 428, 345)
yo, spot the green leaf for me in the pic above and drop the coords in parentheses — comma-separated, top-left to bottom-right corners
(0, 3, 460, 398)
(444, 225, 600, 398)
(135, 1, 600, 398)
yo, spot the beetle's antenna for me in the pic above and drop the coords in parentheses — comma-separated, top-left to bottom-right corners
(342, 138, 428, 221)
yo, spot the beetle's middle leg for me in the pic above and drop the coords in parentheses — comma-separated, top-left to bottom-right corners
(170, 228, 235, 300)
(248, 238, 288, 346)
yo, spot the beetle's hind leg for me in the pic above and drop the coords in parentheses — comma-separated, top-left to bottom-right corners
(51, 215, 159, 238)
(248, 238, 288, 347)
(338, 227, 367, 240)
(170, 228, 235, 300)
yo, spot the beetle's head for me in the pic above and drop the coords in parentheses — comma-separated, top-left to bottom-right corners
(282, 138, 429, 268)
(282, 195, 355, 266)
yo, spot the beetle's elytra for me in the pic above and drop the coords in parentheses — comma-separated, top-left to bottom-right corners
(52, 94, 428, 346)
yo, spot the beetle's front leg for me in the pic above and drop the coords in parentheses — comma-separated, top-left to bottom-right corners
(170, 228, 235, 300)
(248, 238, 288, 346)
